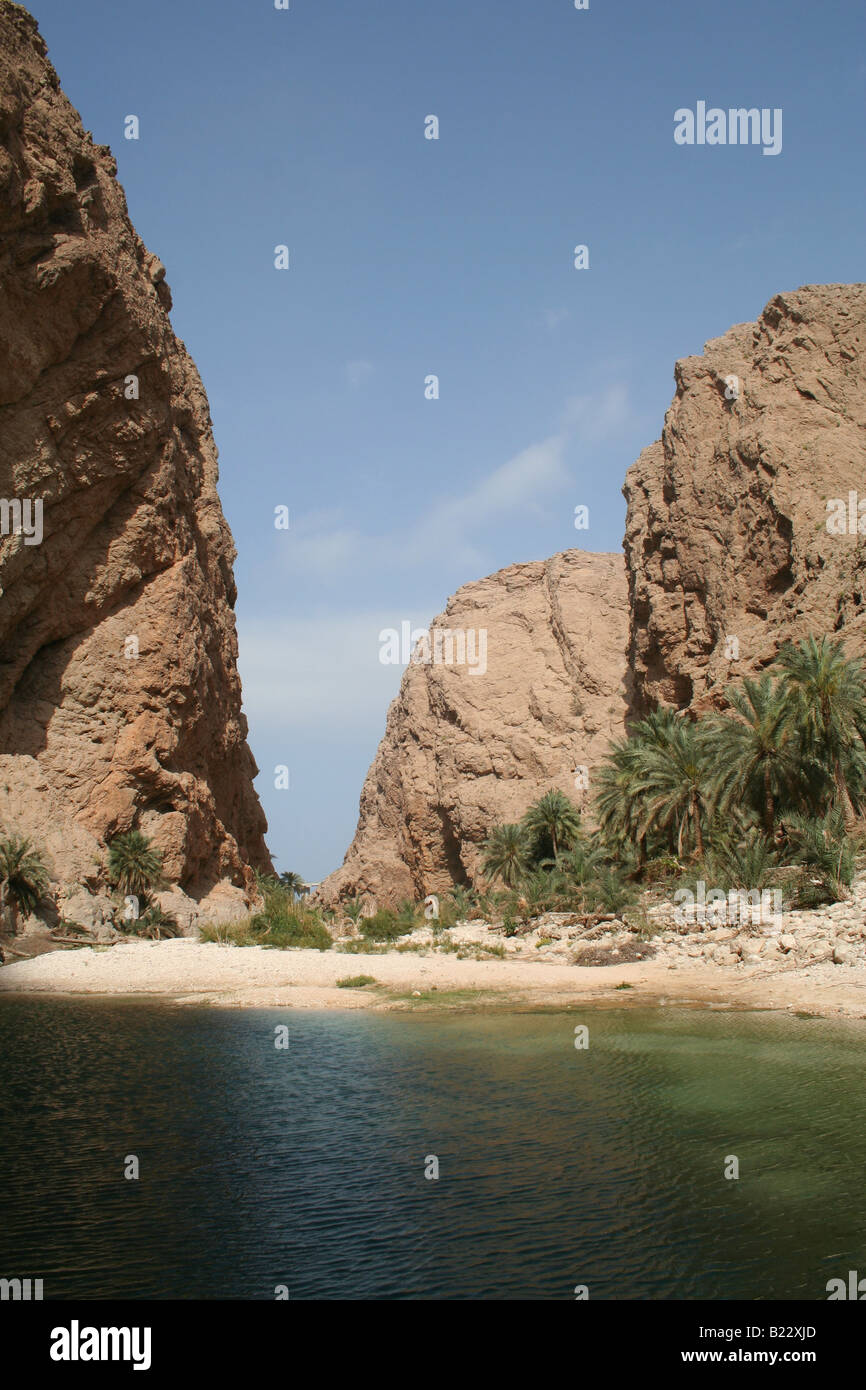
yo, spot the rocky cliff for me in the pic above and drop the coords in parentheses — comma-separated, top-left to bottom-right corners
(0, 2, 270, 905)
(324, 283, 866, 905)
(320, 550, 629, 905)
(624, 283, 866, 712)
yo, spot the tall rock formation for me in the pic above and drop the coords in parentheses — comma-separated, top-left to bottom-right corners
(320, 551, 629, 905)
(0, 3, 270, 899)
(625, 283, 866, 712)
(325, 283, 866, 905)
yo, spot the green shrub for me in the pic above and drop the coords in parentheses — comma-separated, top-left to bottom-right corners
(336, 938, 386, 954)
(336, 974, 378, 988)
(129, 905, 180, 940)
(783, 809, 854, 903)
(585, 868, 636, 915)
(251, 909, 331, 951)
(360, 908, 413, 943)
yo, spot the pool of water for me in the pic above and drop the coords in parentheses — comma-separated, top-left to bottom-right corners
(0, 998, 863, 1299)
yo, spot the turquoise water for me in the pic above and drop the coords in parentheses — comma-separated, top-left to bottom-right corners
(0, 998, 864, 1299)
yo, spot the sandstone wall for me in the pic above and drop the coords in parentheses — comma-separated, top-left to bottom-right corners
(624, 283, 866, 713)
(0, 3, 270, 898)
(324, 283, 866, 905)
(320, 550, 629, 904)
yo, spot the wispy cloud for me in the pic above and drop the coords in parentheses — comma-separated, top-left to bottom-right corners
(281, 382, 632, 581)
(238, 609, 433, 731)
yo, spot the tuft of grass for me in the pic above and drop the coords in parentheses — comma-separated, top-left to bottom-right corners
(336, 974, 378, 989)
(200, 920, 256, 946)
(360, 907, 415, 943)
(199, 890, 333, 952)
(615, 981, 634, 990)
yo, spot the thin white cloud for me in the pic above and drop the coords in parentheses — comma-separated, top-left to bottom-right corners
(238, 609, 434, 731)
(560, 382, 632, 439)
(281, 382, 631, 581)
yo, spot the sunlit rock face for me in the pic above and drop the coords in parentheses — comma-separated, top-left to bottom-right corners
(0, 3, 270, 897)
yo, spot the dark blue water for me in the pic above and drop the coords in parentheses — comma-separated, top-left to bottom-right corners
(1, 998, 864, 1299)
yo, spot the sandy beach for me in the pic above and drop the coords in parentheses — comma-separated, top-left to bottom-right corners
(2, 935, 866, 1019)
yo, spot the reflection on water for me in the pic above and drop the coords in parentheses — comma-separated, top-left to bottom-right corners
(0, 998, 863, 1299)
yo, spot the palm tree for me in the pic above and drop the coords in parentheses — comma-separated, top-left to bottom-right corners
(0, 835, 49, 934)
(703, 675, 802, 833)
(107, 831, 163, 899)
(784, 807, 854, 903)
(775, 636, 866, 827)
(596, 709, 712, 862)
(595, 736, 647, 862)
(521, 789, 582, 861)
(605, 709, 713, 860)
(481, 823, 532, 888)
(556, 839, 605, 888)
(517, 868, 559, 914)
(343, 896, 364, 924)
(279, 871, 308, 900)
(706, 822, 779, 891)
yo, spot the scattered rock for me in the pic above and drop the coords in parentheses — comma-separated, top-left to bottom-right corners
(833, 942, 861, 967)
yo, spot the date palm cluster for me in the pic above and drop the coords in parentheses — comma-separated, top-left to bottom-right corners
(482, 637, 866, 912)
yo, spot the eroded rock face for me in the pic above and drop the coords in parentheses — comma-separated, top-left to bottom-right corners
(0, 4, 270, 897)
(325, 283, 866, 905)
(624, 283, 866, 713)
(319, 551, 629, 905)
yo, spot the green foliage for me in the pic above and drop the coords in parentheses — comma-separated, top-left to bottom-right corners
(278, 871, 308, 900)
(360, 908, 413, 942)
(776, 636, 866, 821)
(250, 897, 332, 950)
(783, 808, 854, 904)
(703, 676, 802, 832)
(520, 788, 582, 862)
(0, 835, 49, 932)
(336, 975, 378, 988)
(201, 875, 333, 950)
(395, 899, 421, 933)
(704, 824, 780, 892)
(343, 897, 364, 923)
(108, 831, 163, 899)
(126, 904, 180, 940)
(588, 635, 866, 901)
(586, 867, 636, 915)
(640, 855, 682, 886)
(481, 822, 532, 887)
(517, 868, 560, 913)
(437, 884, 477, 927)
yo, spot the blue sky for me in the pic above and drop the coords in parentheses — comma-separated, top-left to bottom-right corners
(29, 0, 865, 880)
